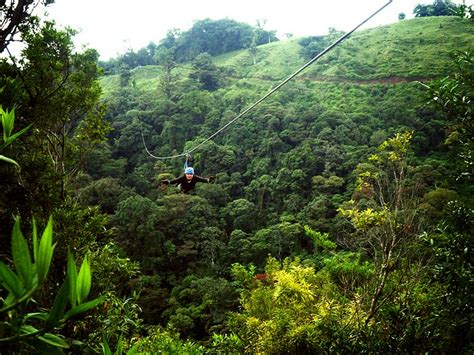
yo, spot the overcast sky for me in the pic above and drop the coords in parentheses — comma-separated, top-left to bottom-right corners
(36, 0, 472, 60)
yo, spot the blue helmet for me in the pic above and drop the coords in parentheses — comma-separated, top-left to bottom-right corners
(184, 167, 194, 175)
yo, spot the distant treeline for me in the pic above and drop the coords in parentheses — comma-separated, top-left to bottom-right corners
(100, 18, 278, 74)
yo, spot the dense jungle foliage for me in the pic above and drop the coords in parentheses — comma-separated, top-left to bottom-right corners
(0, 1, 473, 353)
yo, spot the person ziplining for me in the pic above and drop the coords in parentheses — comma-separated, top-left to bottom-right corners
(161, 166, 215, 193)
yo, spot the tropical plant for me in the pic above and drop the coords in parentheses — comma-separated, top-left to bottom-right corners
(0, 217, 103, 352)
(0, 106, 31, 167)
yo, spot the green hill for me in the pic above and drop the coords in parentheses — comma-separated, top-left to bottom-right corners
(100, 16, 473, 94)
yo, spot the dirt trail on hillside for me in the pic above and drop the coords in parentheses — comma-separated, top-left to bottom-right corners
(307, 75, 433, 85)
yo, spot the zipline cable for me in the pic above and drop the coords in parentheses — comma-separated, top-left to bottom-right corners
(142, 0, 393, 160)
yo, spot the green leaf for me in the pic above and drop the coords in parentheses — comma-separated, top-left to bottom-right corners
(63, 296, 104, 320)
(0, 123, 32, 149)
(101, 339, 113, 355)
(76, 254, 91, 304)
(126, 343, 141, 355)
(3, 293, 15, 308)
(23, 338, 65, 355)
(6, 108, 14, 138)
(67, 249, 77, 307)
(38, 333, 69, 348)
(20, 324, 39, 334)
(36, 217, 53, 284)
(1, 107, 15, 141)
(32, 219, 38, 262)
(116, 334, 123, 354)
(0, 154, 19, 167)
(0, 261, 23, 298)
(46, 280, 69, 327)
(11, 219, 34, 290)
(25, 312, 49, 321)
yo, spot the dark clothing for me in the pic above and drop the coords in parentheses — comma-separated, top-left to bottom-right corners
(169, 174, 209, 193)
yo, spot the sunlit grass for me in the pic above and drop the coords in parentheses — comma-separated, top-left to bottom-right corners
(99, 16, 473, 97)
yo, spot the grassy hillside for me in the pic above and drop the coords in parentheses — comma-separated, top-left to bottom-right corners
(100, 16, 473, 95)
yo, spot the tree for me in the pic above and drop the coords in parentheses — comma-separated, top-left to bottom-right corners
(173, 18, 276, 62)
(224, 257, 364, 354)
(414, 0, 459, 17)
(298, 28, 345, 61)
(8, 21, 109, 198)
(77, 177, 136, 214)
(223, 198, 259, 233)
(189, 53, 223, 91)
(155, 46, 179, 101)
(422, 50, 473, 183)
(112, 195, 166, 270)
(0, 20, 110, 242)
(421, 201, 474, 352)
(254, 19, 277, 45)
(165, 275, 239, 339)
(339, 131, 424, 324)
(0, 0, 54, 53)
(248, 19, 278, 65)
(118, 63, 132, 87)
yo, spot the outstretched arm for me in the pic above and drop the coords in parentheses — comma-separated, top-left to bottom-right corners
(169, 175, 185, 185)
(194, 175, 214, 183)
(162, 175, 185, 185)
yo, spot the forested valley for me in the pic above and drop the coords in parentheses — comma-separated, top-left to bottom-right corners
(1, 1, 473, 353)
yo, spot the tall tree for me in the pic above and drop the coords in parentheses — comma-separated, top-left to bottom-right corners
(17, 22, 109, 198)
(0, 20, 109, 234)
(339, 131, 424, 324)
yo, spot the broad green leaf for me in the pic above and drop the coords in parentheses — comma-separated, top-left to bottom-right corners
(64, 296, 104, 320)
(20, 325, 39, 334)
(1, 107, 15, 141)
(67, 249, 77, 307)
(38, 333, 69, 348)
(0, 261, 23, 298)
(0, 154, 19, 167)
(36, 217, 53, 284)
(76, 254, 91, 304)
(47, 280, 69, 327)
(0, 123, 32, 149)
(12, 218, 34, 290)
(5, 108, 15, 138)
(3, 293, 15, 308)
